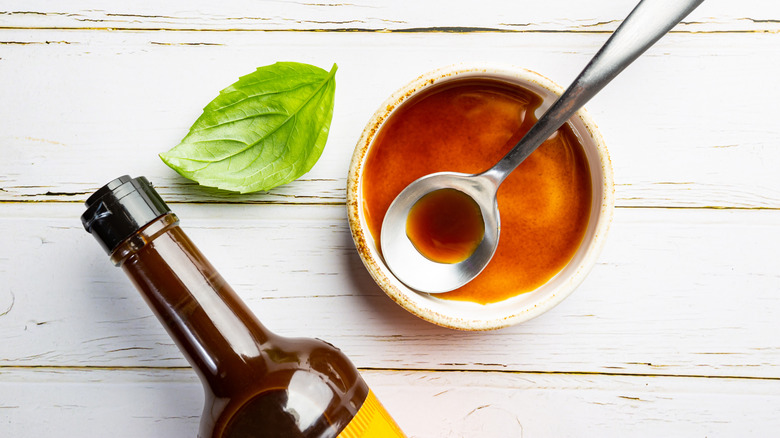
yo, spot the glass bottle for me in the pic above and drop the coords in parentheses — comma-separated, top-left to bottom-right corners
(81, 175, 405, 438)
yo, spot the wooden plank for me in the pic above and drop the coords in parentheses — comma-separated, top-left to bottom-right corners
(0, 0, 777, 32)
(1, 367, 779, 437)
(1, 203, 779, 377)
(1, 30, 779, 208)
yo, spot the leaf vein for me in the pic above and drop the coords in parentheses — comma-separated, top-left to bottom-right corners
(192, 110, 288, 133)
(202, 67, 336, 167)
(206, 81, 315, 115)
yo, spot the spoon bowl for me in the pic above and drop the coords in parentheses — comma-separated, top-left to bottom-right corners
(380, 171, 499, 293)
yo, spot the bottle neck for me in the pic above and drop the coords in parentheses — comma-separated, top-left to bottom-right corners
(113, 213, 274, 394)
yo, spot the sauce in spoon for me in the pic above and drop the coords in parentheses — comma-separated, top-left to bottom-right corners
(406, 188, 485, 264)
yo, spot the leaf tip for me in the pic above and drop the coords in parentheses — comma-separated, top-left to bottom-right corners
(159, 152, 171, 166)
(159, 151, 184, 175)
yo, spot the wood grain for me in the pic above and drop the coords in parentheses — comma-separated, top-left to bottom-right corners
(1, 30, 778, 208)
(0, 1, 777, 33)
(1, 203, 778, 378)
(2, 367, 779, 437)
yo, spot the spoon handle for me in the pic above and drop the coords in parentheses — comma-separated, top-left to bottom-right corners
(484, 0, 704, 186)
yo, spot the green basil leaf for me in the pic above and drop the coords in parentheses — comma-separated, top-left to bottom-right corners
(160, 62, 337, 193)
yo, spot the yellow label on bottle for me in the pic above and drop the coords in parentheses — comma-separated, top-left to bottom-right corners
(337, 389, 406, 438)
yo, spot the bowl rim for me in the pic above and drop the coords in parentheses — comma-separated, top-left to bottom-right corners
(347, 63, 615, 331)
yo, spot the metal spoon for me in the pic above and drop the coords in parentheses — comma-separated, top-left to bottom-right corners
(380, 0, 704, 293)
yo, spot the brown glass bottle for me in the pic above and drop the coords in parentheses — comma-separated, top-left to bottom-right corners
(82, 176, 405, 438)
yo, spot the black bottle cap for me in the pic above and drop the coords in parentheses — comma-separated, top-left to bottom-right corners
(82, 175, 171, 254)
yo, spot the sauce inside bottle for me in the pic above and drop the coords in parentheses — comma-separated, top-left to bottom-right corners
(405, 188, 485, 264)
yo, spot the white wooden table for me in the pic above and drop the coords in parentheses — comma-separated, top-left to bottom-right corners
(2, 1, 779, 436)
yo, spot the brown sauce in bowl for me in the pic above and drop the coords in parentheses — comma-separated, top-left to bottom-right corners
(362, 78, 592, 304)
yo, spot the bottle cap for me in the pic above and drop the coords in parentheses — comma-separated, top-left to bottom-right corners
(82, 175, 171, 254)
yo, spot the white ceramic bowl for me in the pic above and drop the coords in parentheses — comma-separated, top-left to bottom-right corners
(347, 64, 614, 330)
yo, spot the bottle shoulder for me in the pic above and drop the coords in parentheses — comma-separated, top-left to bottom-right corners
(202, 336, 369, 438)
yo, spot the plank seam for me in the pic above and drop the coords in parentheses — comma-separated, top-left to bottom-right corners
(0, 26, 776, 34)
(2, 365, 780, 381)
(0, 200, 778, 211)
